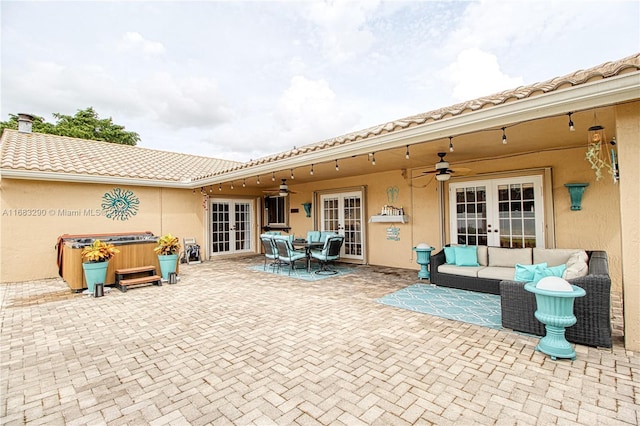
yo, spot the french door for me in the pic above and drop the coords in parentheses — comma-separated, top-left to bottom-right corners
(319, 191, 364, 260)
(449, 176, 545, 248)
(210, 199, 254, 255)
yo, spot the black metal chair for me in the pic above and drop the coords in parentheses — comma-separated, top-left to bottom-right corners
(310, 235, 344, 275)
(272, 237, 307, 275)
(260, 234, 279, 271)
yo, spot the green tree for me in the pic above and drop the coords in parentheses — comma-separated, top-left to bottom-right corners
(0, 107, 140, 146)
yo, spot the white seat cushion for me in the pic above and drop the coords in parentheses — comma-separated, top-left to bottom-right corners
(533, 248, 583, 267)
(437, 264, 484, 278)
(477, 266, 517, 281)
(488, 247, 532, 267)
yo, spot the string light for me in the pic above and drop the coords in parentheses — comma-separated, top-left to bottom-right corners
(372, 152, 376, 166)
(256, 176, 260, 185)
(405, 145, 410, 160)
(568, 112, 575, 132)
(242, 179, 246, 188)
(272, 172, 275, 181)
(449, 137, 454, 152)
(230, 182, 234, 190)
(502, 127, 507, 145)
(310, 164, 314, 175)
(335, 160, 339, 172)
(290, 169, 294, 179)
(218, 183, 222, 191)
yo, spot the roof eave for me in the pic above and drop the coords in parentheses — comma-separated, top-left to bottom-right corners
(197, 71, 640, 185)
(0, 169, 195, 188)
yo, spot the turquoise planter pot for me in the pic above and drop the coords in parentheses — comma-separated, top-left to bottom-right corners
(525, 282, 586, 360)
(82, 261, 108, 294)
(158, 254, 179, 281)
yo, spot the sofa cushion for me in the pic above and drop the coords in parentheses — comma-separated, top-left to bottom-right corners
(444, 246, 457, 264)
(454, 246, 479, 266)
(477, 246, 488, 266)
(477, 266, 517, 281)
(437, 264, 483, 278)
(563, 251, 589, 279)
(533, 264, 567, 282)
(488, 247, 532, 267)
(514, 262, 547, 282)
(533, 248, 583, 266)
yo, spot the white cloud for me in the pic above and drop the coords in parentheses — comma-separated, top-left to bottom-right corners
(137, 73, 234, 129)
(445, 49, 524, 101)
(117, 32, 165, 56)
(273, 75, 360, 145)
(305, 0, 380, 63)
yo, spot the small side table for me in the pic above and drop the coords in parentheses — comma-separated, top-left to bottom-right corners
(413, 246, 433, 280)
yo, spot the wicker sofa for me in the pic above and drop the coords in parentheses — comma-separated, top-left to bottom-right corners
(500, 251, 611, 348)
(430, 246, 612, 348)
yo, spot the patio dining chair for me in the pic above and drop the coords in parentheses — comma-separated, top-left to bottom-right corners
(260, 234, 280, 271)
(310, 235, 344, 275)
(272, 236, 307, 275)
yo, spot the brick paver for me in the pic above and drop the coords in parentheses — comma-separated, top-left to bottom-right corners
(1, 257, 638, 425)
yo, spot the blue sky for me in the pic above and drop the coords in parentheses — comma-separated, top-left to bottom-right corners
(2, 0, 638, 162)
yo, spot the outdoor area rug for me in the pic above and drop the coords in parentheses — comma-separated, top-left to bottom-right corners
(376, 283, 502, 329)
(248, 263, 355, 281)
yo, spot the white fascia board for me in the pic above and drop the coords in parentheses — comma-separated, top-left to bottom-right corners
(198, 72, 640, 186)
(0, 170, 192, 188)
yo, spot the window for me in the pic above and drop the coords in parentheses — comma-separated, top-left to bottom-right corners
(265, 196, 288, 227)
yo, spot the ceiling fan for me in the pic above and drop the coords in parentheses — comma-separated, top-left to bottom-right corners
(421, 152, 466, 181)
(264, 179, 295, 196)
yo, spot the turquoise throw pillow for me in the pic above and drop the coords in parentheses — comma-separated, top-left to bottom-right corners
(514, 263, 547, 282)
(444, 246, 457, 264)
(454, 246, 479, 266)
(533, 264, 567, 283)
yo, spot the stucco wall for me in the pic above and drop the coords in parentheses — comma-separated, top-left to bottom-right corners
(0, 180, 202, 282)
(283, 145, 623, 294)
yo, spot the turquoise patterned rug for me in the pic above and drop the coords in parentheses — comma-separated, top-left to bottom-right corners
(248, 263, 355, 281)
(376, 284, 502, 329)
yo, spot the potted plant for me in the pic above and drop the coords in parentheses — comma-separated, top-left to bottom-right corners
(81, 239, 120, 294)
(154, 234, 181, 281)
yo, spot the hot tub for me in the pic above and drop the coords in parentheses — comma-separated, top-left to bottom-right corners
(57, 232, 164, 291)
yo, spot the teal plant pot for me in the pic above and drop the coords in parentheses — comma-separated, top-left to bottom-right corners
(82, 261, 108, 294)
(412, 246, 433, 280)
(525, 282, 586, 360)
(158, 254, 179, 281)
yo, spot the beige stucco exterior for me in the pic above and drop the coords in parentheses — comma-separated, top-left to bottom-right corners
(0, 179, 204, 282)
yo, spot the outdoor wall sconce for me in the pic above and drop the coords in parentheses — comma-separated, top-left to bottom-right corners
(302, 202, 312, 217)
(564, 183, 589, 211)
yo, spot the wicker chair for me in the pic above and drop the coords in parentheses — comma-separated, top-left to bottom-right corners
(500, 251, 612, 348)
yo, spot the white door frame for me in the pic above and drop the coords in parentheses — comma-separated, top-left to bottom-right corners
(319, 190, 365, 261)
(449, 175, 545, 248)
(209, 198, 255, 256)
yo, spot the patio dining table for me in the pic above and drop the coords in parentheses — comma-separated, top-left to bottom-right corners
(292, 240, 325, 273)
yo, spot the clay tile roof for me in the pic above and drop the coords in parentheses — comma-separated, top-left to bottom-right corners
(0, 130, 240, 183)
(214, 52, 640, 175)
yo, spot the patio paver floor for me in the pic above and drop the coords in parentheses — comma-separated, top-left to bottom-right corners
(1, 256, 638, 425)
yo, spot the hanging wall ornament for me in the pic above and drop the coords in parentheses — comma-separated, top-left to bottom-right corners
(585, 118, 614, 181)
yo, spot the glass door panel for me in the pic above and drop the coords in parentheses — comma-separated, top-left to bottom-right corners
(211, 199, 254, 255)
(450, 176, 544, 248)
(320, 191, 364, 260)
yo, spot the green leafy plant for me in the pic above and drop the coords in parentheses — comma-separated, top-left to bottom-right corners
(81, 239, 120, 263)
(154, 234, 181, 255)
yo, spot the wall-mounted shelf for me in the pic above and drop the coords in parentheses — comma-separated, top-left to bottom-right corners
(369, 215, 409, 223)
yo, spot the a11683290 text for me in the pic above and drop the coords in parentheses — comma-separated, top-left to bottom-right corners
(2, 208, 105, 217)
